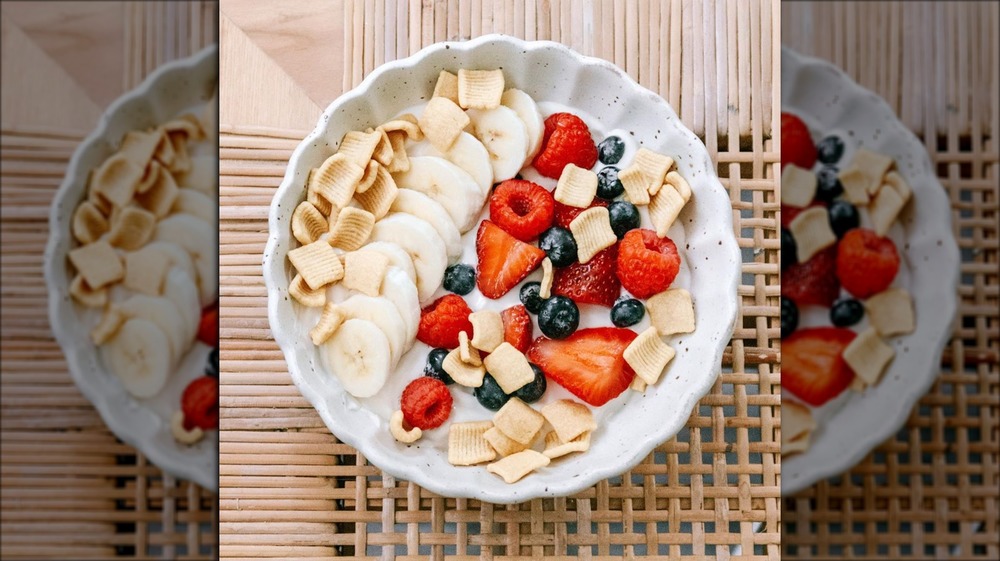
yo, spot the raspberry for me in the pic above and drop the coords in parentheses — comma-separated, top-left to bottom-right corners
(489, 179, 555, 242)
(181, 376, 218, 430)
(417, 295, 474, 349)
(400, 377, 453, 429)
(782, 245, 840, 307)
(781, 112, 817, 170)
(554, 198, 607, 229)
(532, 113, 598, 179)
(553, 244, 621, 307)
(836, 228, 900, 298)
(616, 229, 680, 299)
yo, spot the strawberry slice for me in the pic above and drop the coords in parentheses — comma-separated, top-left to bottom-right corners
(783, 327, 857, 406)
(554, 198, 607, 229)
(781, 245, 840, 307)
(501, 305, 533, 353)
(526, 327, 638, 407)
(552, 244, 621, 307)
(476, 220, 546, 299)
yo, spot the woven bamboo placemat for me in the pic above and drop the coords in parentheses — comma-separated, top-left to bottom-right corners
(0, 2, 218, 559)
(782, 2, 999, 559)
(218, 1, 780, 558)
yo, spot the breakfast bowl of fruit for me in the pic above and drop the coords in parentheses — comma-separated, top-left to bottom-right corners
(44, 46, 219, 490)
(263, 35, 740, 502)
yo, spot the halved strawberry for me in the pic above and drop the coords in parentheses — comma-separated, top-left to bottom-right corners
(783, 327, 857, 406)
(552, 244, 621, 307)
(475, 220, 546, 299)
(781, 244, 840, 307)
(554, 198, 607, 229)
(526, 327, 638, 407)
(501, 305, 533, 353)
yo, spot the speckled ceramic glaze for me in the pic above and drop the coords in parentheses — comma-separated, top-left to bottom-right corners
(263, 35, 740, 503)
(781, 47, 960, 495)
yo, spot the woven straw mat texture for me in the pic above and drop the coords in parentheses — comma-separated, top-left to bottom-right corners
(218, 0, 780, 559)
(1, 2, 218, 559)
(783, 2, 999, 560)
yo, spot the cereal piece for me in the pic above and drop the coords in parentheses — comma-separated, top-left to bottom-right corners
(432, 70, 460, 104)
(883, 170, 912, 203)
(539, 257, 554, 299)
(171, 410, 204, 445)
(458, 331, 482, 367)
(390, 410, 422, 444)
(353, 165, 398, 219)
(633, 148, 674, 186)
(69, 274, 108, 308)
(647, 181, 686, 237)
(309, 153, 365, 209)
(469, 309, 504, 352)
(482, 342, 535, 394)
(309, 301, 346, 345)
(106, 206, 156, 250)
(484, 426, 529, 457)
(135, 159, 162, 195)
(492, 398, 545, 445)
(486, 450, 550, 483)
(152, 129, 177, 169)
(665, 170, 692, 202)
(869, 184, 906, 237)
(782, 400, 816, 446)
(418, 97, 469, 152)
(90, 306, 125, 345)
(448, 421, 496, 465)
(788, 206, 836, 262)
(646, 288, 695, 336)
(87, 186, 113, 216)
(306, 174, 334, 217)
(849, 376, 868, 393)
(287, 240, 344, 290)
(161, 114, 205, 141)
(356, 159, 380, 193)
(457, 69, 505, 109)
(854, 148, 894, 195)
(623, 327, 676, 385)
(328, 207, 376, 251)
(629, 377, 648, 392)
(123, 245, 171, 295)
(289, 273, 326, 307)
(291, 201, 328, 245)
(91, 152, 143, 208)
(569, 206, 617, 263)
(135, 166, 179, 218)
(165, 131, 192, 174)
(838, 166, 871, 205)
(443, 348, 486, 387)
(337, 130, 382, 167)
(72, 201, 109, 244)
(842, 327, 895, 386)
(119, 129, 162, 170)
(618, 165, 651, 205)
(543, 430, 592, 459)
(68, 240, 124, 289)
(553, 163, 598, 208)
(342, 250, 390, 297)
(371, 128, 395, 167)
(864, 288, 915, 337)
(648, 181, 662, 197)
(385, 130, 410, 173)
(780, 164, 817, 208)
(379, 113, 423, 141)
(540, 399, 596, 443)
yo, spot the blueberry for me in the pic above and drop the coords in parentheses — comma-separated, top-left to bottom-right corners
(815, 166, 844, 202)
(538, 295, 579, 339)
(512, 364, 547, 403)
(611, 297, 645, 327)
(539, 227, 578, 267)
(828, 200, 860, 238)
(474, 374, 510, 411)
(608, 200, 640, 240)
(598, 136, 625, 165)
(424, 348, 454, 384)
(519, 282, 546, 314)
(205, 347, 218, 378)
(596, 167, 625, 200)
(830, 298, 864, 327)
(781, 229, 797, 270)
(816, 135, 845, 164)
(443, 264, 475, 295)
(781, 297, 799, 337)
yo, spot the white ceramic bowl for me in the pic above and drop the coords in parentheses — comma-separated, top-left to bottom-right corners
(781, 47, 960, 495)
(44, 46, 218, 491)
(263, 35, 740, 503)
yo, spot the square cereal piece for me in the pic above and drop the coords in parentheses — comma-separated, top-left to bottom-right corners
(632, 148, 674, 186)
(418, 97, 469, 152)
(493, 398, 545, 445)
(617, 165, 651, 206)
(458, 331, 482, 366)
(432, 70, 460, 104)
(69, 274, 107, 308)
(443, 348, 486, 387)
(379, 113, 423, 141)
(287, 240, 344, 290)
(123, 245, 171, 295)
(883, 170, 912, 203)
(869, 184, 906, 237)
(356, 159, 379, 193)
(469, 309, 504, 352)
(484, 426, 529, 457)
(328, 207, 375, 251)
(864, 288, 915, 337)
(648, 182, 686, 237)
(482, 342, 535, 394)
(486, 450, 550, 483)
(309, 153, 364, 209)
(457, 69, 505, 109)
(68, 240, 124, 289)
(292, 200, 329, 245)
(782, 400, 816, 445)
(630, 376, 647, 392)
(665, 170, 692, 202)
(342, 250, 390, 297)
(337, 130, 382, 167)
(107, 206, 156, 250)
(569, 206, 617, 263)
(289, 273, 326, 307)
(309, 302, 346, 345)
(448, 421, 496, 466)
(646, 288, 695, 336)
(540, 399, 596, 443)
(91, 153, 144, 208)
(780, 165, 817, 208)
(853, 148, 894, 195)
(354, 165, 398, 220)
(554, 164, 598, 208)
(385, 130, 411, 173)
(842, 327, 895, 385)
(371, 128, 395, 167)
(788, 206, 836, 262)
(539, 257, 554, 299)
(543, 430, 592, 459)
(623, 327, 676, 385)
(838, 166, 871, 205)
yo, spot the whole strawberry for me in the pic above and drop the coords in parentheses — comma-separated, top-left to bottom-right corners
(533, 113, 598, 179)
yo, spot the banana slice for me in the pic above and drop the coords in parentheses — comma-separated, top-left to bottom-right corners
(162, 267, 201, 345)
(337, 295, 408, 367)
(380, 266, 420, 349)
(143, 241, 197, 284)
(370, 214, 448, 304)
(319, 318, 391, 398)
(117, 294, 188, 364)
(358, 241, 416, 285)
(466, 105, 529, 182)
(409, 132, 494, 195)
(104, 318, 171, 398)
(392, 156, 484, 233)
(500, 89, 544, 163)
(155, 213, 218, 307)
(389, 189, 464, 264)
(172, 188, 217, 226)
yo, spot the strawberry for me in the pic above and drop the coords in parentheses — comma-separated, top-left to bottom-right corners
(781, 245, 840, 307)
(616, 229, 680, 299)
(783, 327, 857, 406)
(554, 198, 607, 229)
(532, 112, 599, 179)
(489, 179, 555, 242)
(526, 327, 638, 407)
(475, 220, 546, 299)
(501, 305, 533, 353)
(553, 244, 621, 307)
(198, 305, 218, 347)
(417, 295, 474, 349)
(181, 376, 218, 430)
(782, 112, 817, 170)
(836, 228, 900, 298)
(400, 377, 453, 429)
